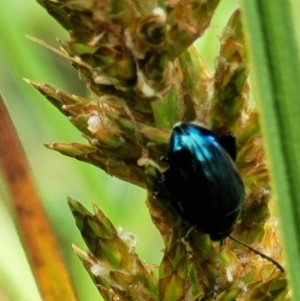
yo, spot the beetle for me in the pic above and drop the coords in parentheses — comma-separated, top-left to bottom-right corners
(157, 122, 284, 300)
(160, 122, 244, 241)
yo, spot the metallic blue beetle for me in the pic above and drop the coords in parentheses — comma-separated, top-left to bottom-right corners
(160, 122, 244, 241)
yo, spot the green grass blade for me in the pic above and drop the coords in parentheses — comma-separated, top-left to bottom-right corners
(241, 1, 300, 299)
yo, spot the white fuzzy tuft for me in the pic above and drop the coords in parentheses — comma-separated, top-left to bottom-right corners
(225, 265, 234, 282)
(118, 227, 137, 249)
(90, 263, 109, 277)
(237, 281, 248, 292)
(137, 70, 156, 97)
(87, 112, 102, 133)
(152, 7, 166, 22)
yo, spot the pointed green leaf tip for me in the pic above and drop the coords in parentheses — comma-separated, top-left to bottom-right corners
(68, 197, 159, 301)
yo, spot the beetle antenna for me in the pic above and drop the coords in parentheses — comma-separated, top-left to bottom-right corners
(213, 240, 223, 301)
(228, 235, 285, 273)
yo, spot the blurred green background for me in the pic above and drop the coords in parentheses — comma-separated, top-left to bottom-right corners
(4, 0, 290, 300)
